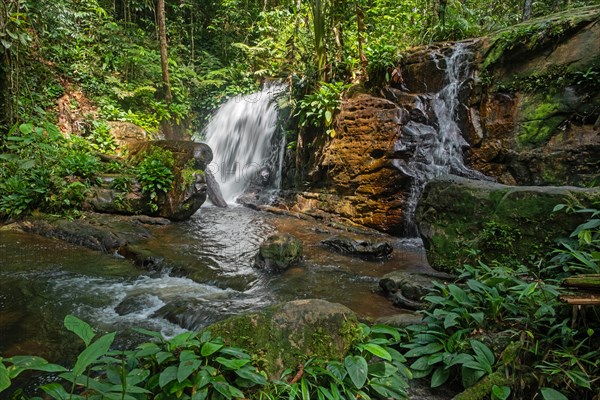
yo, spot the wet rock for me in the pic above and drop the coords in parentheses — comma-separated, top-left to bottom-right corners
(115, 294, 158, 316)
(86, 140, 212, 220)
(321, 235, 393, 259)
(108, 121, 148, 157)
(375, 312, 424, 328)
(255, 233, 303, 272)
(205, 169, 228, 208)
(289, 94, 412, 233)
(416, 175, 599, 273)
(17, 212, 152, 255)
(205, 299, 360, 378)
(380, 270, 453, 310)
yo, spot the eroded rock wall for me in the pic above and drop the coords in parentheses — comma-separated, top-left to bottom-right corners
(291, 6, 599, 233)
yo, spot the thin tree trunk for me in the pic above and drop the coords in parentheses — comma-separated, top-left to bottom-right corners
(356, 3, 367, 79)
(157, 0, 172, 103)
(523, 0, 532, 21)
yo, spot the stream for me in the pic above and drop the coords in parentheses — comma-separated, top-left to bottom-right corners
(0, 205, 427, 369)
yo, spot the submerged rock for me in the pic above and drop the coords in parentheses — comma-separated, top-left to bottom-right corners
(321, 235, 393, 259)
(255, 233, 303, 272)
(204, 299, 360, 378)
(379, 270, 453, 310)
(375, 312, 425, 328)
(416, 175, 599, 273)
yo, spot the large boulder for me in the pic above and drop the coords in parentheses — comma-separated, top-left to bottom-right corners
(87, 140, 212, 220)
(465, 6, 600, 185)
(288, 94, 412, 234)
(204, 299, 360, 378)
(416, 175, 599, 273)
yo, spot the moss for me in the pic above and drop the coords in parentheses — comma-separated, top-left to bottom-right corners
(516, 93, 566, 148)
(417, 177, 600, 274)
(453, 371, 510, 400)
(202, 301, 361, 378)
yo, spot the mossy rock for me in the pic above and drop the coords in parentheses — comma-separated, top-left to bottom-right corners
(416, 175, 600, 273)
(255, 233, 303, 272)
(203, 299, 361, 378)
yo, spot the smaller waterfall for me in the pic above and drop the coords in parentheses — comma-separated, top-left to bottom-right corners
(201, 85, 285, 203)
(394, 42, 488, 236)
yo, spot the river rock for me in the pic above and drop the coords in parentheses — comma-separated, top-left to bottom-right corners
(375, 312, 425, 328)
(87, 140, 212, 220)
(18, 212, 151, 253)
(205, 169, 228, 208)
(255, 233, 303, 271)
(204, 299, 360, 378)
(416, 175, 599, 273)
(321, 235, 393, 259)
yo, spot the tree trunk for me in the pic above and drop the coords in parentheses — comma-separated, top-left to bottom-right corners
(523, 0, 532, 21)
(356, 3, 367, 79)
(156, 0, 176, 139)
(157, 0, 172, 104)
(311, 0, 327, 82)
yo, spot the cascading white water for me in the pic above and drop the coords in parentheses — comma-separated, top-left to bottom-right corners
(202, 85, 285, 203)
(393, 42, 488, 236)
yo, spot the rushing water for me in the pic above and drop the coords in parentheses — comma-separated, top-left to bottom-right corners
(201, 85, 286, 203)
(0, 207, 427, 372)
(393, 42, 488, 236)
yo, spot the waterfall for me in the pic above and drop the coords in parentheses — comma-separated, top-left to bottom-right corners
(393, 42, 488, 236)
(201, 85, 285, 203)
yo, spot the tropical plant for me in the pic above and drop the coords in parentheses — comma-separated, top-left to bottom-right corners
(135, 146, 174, 212)
(296, 81, 349, 137)
(0, 316, 412, 399)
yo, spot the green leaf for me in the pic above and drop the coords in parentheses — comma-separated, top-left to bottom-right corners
(64, 315, 95, 346)
(368, 361, 398, 378)
(216, 357, 250, 370)
(218, 347, 251, 359)
(461, 366, 486, 388)
(6, 356, 67, 375)
(235, 366, 268, 385)
(132, 327, 164, 340)
(344, 355, 368, 389)
(492, 385, 511, 400)
(178, 359, 202, 383)
(370, 375, 408, 399)
(135, 343, 161, 357)
(301, 377, 310, 400)
(213, 381, 244, 399)
(201, 341, 223, 357)
(326, 361, 346, 382)
(540, 387, 569, 400)
(362, 343, 392, 361)
(370, 325, 401, 341)
(159, 365, 178, 388)
(430, 366, 450, 388)
(564, 369, 591, 389)
(470, 340, 494, 367)
(19, 123, 33, 135)
(404, 342, 444, 358)
(40, 383, 70, 400)
(72, 332, 116, 378)
(0, 363, 10, 393)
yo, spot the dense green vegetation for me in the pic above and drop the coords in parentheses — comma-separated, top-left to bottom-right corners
(2, 0, 598, 219)
(1, 203, 599, 399)
(1, 1, 599, 399)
